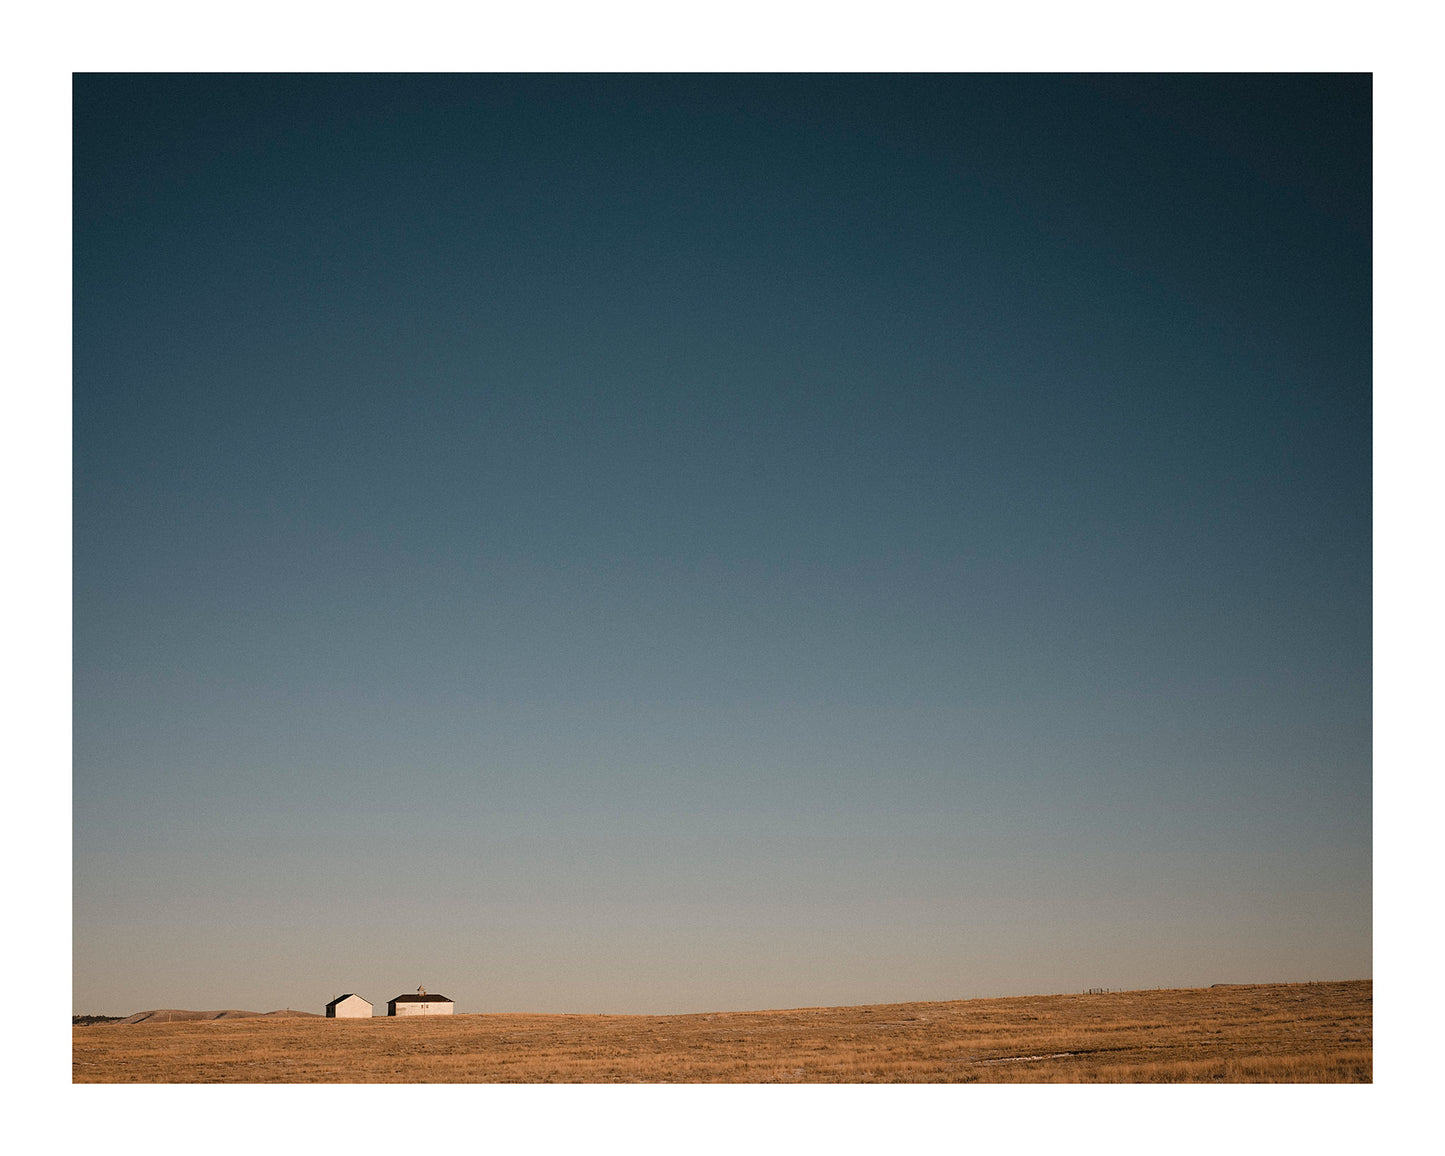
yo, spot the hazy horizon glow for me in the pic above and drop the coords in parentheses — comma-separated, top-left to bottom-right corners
(74, 74, 1370, 1016)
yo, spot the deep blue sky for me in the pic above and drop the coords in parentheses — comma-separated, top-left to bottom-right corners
(73, 74, 1370, 1015)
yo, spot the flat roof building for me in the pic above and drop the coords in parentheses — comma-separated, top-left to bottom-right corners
(387, 987, 454, 1016)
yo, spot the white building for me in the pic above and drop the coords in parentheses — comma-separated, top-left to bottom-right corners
(325, 993, 373, 1018)
(387, 987, 454, 1016)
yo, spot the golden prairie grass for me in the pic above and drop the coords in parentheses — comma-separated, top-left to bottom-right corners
(72, 979, 1370, 1084)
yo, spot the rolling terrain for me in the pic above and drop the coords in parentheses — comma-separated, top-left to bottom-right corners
(109, 1008, 322, 1025)
(72, 979, 1370, 1083)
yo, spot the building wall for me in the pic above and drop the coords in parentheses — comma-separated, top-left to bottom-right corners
(390, 1001, 454, 1016)
(329, 996, 372, 1018)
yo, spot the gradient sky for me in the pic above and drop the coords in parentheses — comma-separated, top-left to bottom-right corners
(73, 73, 1370, 1016)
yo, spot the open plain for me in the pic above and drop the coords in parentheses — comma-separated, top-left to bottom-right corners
(72, 979, 1370, 1083)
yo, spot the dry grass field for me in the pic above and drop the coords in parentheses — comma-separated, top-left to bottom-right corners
(72, 979, 1369, 1083)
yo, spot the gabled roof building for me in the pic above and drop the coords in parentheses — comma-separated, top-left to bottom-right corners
(325, 993, 373, 1018)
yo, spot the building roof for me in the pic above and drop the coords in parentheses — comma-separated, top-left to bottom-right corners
(326, 994, 371, 1007)
(389, 993, 453, 1003)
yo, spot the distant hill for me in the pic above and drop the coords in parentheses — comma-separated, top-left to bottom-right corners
(109, 1008, 322, 1024)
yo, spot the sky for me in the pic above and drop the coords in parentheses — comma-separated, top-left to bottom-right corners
(72, 73, 1371, 1016)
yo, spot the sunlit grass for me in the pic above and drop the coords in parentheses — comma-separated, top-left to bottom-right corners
(73, 979, 1370, 1083)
